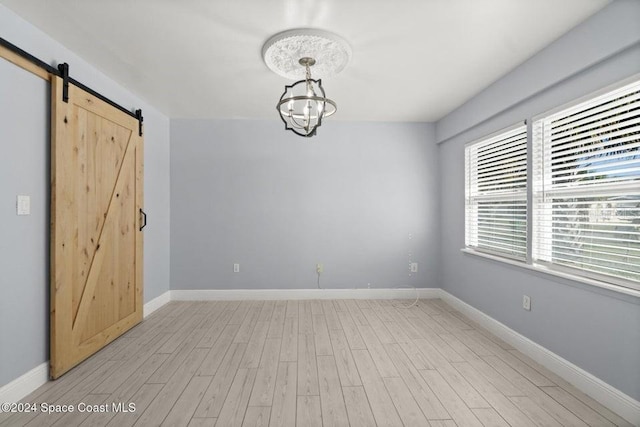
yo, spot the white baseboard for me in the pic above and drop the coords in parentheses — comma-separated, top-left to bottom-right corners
(439, 290, 640, 425)
(170, 287, 440, 301)
(143, 291, 171, 318)
(0, 362, 48, 404)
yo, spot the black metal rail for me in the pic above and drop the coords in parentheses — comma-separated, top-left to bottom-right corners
(0, 36, 143, 133)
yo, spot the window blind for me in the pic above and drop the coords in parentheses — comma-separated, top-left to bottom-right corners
(533, 80, 640, 288)
(466, 126, 528, 260)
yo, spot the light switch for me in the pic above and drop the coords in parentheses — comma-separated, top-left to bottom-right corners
(17, 195, 31, 215)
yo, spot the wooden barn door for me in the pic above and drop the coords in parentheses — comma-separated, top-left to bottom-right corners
(50, 75, 144, 379)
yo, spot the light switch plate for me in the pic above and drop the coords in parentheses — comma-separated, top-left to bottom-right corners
(17, 195, 30, 215)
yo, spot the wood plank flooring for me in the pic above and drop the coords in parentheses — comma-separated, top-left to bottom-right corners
(0, 299, 633, 427)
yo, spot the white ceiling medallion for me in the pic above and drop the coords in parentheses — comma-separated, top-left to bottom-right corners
(262, 28, 352, 80)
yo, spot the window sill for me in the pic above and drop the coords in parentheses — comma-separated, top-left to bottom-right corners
(460, 248, 640, 299)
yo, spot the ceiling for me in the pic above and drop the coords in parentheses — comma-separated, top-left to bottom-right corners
(1, 0, 610, 122)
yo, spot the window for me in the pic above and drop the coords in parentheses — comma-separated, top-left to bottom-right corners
(464, 78, 640, 293)
(533, 80, 640, 289)
(465, 125, 528, 260)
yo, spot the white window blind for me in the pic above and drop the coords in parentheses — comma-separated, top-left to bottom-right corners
(465, 125, 528, 260)
(533, 80, 640, 288)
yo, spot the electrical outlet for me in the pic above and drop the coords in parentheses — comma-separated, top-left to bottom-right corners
(522, 295, 531, 311)
(316, 263, 323, 274)
(233, 263, 240, 273)
(410, 262, 418, 273)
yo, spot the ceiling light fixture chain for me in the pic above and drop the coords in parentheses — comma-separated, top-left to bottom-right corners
(305, 61, 312, 82)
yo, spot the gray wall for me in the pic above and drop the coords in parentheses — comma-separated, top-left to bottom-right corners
(437, 0, 640, 400)
(0, 4, 171, 388)
(0, 58, 50, 390)
(171, 120, 439, 291)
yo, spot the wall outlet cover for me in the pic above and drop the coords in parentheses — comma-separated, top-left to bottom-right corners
(523, 295, 531, 311)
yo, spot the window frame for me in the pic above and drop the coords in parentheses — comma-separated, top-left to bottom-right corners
(462, 75, 640, 297)
(465, 123, 529, 261)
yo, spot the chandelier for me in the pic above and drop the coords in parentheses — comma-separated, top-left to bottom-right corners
(276, 57, 336, 137)
(262, 29, 351, 137)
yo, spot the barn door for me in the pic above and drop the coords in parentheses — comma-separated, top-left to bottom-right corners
(50, 75, 144, 379)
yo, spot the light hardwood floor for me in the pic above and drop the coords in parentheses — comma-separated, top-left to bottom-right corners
(0, 299, 633, 427)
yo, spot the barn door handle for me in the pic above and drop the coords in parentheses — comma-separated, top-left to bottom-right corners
(139, 209, 147, 231)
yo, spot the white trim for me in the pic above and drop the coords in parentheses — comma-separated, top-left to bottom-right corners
(461, 248, 640, 298)
(171, 287, 440, 301)
(0, 362, 48, 404)
(143, 291, 171, 318)
(439, 289, 640, 425)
